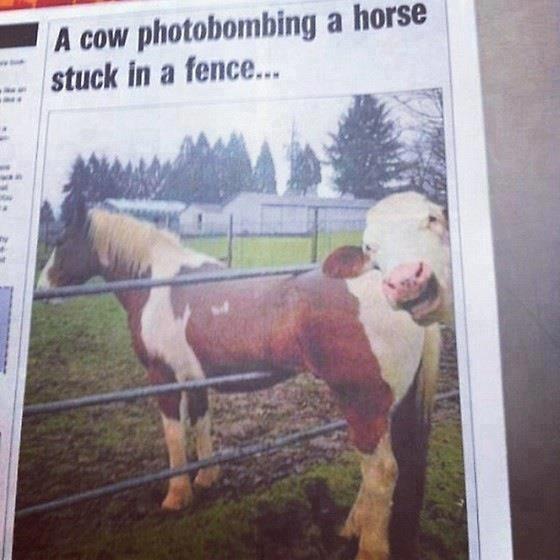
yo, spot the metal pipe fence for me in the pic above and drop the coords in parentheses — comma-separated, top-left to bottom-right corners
(23, 371, 277, 417)
(21, 264, 460, 519)
(33, 264, 316, 301)
(17, 390, 458, 519)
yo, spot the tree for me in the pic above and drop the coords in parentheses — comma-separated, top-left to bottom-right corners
(286, 144, 321, 196)
(110, 158, 124, 195)
(40, 200, 55, 224)
(325, 95, 405, 199)
(391, 89, 446, 203)
(60, 155, 90, 224)
(160, 135, 197, 202)
(191, 132, 221, 203)
(40, 200, 56, 247)
(223, 133, 253, 198)
(285, 122, 302, 193)
(253, 141, 277, 194)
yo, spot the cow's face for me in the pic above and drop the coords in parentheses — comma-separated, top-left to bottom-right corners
(363, 192, 453, 326)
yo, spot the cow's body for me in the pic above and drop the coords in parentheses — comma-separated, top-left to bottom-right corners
(38, 196, 446, 560)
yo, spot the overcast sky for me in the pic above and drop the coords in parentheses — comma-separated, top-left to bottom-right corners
(42, 92, 427, 211)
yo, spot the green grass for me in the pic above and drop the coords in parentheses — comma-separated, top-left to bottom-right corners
(185, 231, 363, 268)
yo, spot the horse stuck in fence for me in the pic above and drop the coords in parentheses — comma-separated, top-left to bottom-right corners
(37, 191, 452, 560)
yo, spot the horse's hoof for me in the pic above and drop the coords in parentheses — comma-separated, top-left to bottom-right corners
(340, 520, 359, 539)
(355, 548, 389, 560)
(340, 508, 361, 538)
(161, 488, 193, 511)
(194, 466, 220, 489)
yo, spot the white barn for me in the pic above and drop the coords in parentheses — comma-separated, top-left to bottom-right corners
(179, 193, 375, 235)
(100, 199, 187, 231)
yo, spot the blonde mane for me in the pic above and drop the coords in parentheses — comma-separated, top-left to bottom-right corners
(88, 210, 218, 276)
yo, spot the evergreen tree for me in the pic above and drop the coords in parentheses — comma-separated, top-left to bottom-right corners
(60, 155, 90, 224)
(212, 138, 229, 202)
(133, 158, 151, 198)
(121, 161, 134, 198)
(286, 123, 302, 193)
(325, 95, 404, 198)
(191, 132, 221, 203)
(253, 141, 277, 194)
(160, 135, 196, 202)
(156, 160, 172, 198)
(96, 155, 118, 200)
(110, 158, 125, 196)
(286, 144, 321, 196)
(224, 133, 252, 198)
(40, 200, 55, 225)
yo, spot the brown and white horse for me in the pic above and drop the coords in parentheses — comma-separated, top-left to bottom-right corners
(37, 194, 449, 560)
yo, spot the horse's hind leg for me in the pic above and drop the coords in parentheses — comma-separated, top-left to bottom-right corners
(389, 325, 440, 559)
(188, 388, 220, 489)
(342, 431, 397, 560)
(149, 364, 193, 510)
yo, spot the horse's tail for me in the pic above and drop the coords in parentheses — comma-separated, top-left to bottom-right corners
(417, 324, 441, 423)
(389, 324, 441, 559)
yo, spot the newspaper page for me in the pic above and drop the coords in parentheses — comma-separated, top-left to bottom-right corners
(0, 1, 511, 558)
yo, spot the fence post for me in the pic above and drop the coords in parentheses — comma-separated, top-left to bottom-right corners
(311, 207, 319, 263)
(227, 214, 234, 268)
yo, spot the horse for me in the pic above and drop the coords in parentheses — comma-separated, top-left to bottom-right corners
(363, 191, 453, 327)
(37, 195, 447, 560)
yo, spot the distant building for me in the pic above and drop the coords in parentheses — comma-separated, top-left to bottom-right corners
(180, 192, 376, 235)
(100, 199, 187, 231)
(179, 202, 227, 235)
(100, 193, 378, 236)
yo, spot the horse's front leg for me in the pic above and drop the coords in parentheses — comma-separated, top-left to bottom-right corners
(187, 388, 220, 489)
(149, 364, 193, 510)
(343, 431, 398, 560)
(328, 380, 396, 559)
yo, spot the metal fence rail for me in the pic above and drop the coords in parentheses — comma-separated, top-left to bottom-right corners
(17, 389, 459, 518)
(22, 263, 460, 520)
(23, 371, 277, 417)
(16, 419, 348, 518)
(33, 264, 316, 300)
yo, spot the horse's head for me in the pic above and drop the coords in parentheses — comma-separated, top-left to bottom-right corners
(37, 196, 99, 291)
(363, 191, 453, 326)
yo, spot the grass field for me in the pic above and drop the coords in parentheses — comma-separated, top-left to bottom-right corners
(17, 234, 468, 559)
(186, 231, 363, 268)
(37, 231, 363, 272)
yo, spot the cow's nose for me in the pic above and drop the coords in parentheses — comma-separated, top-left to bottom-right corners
(382, 262, 432, 304)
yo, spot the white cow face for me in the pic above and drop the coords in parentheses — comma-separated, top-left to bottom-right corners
(363, 192, 453, 326)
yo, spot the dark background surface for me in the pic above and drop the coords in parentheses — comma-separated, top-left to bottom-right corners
(477, 2, 560, 559)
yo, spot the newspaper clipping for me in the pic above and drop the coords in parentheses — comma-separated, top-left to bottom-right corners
(0, 1, 511, 559)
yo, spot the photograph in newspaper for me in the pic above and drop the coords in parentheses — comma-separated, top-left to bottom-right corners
(14, 89, 467, 559)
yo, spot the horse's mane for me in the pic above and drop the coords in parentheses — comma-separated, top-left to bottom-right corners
(88, 210, 215, 276)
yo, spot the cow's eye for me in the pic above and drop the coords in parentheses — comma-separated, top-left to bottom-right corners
(428, 215, 438, 223)
(363, 243, 378, 254)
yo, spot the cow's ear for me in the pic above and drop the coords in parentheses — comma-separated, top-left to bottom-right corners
(322, 246, 370, 278)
